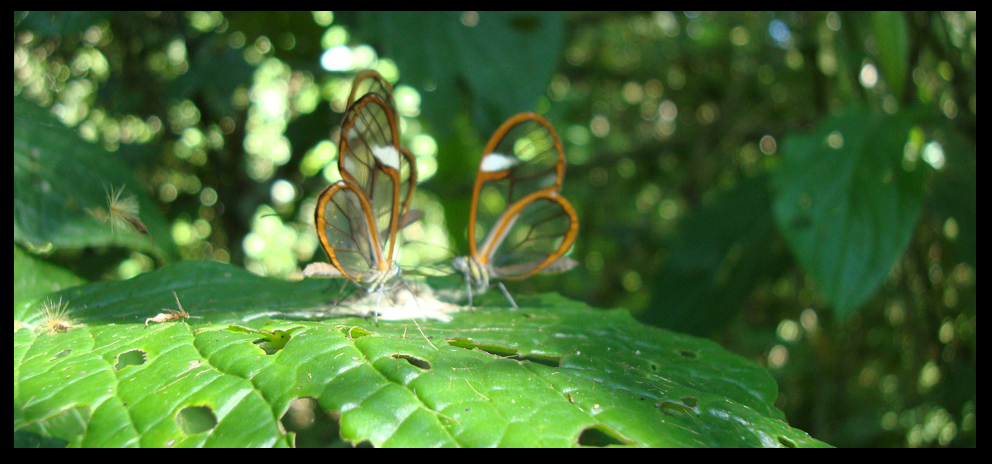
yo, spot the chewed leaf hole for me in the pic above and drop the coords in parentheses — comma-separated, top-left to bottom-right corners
(778, 436, 798, 448)
(447, 338, 560, 367)
(577, 424, 636, 447)
(176, 406, 217, 434)
(677, 349, 697, 359)
(520, 354, 561, 368)
(392, 354, 432, 370)
(339, 326, 372, 339)
(114, 349, 146, 371)
(281, 397, 353, 448)
(447, 337, 517, 356)
(658, 398, 700, 417)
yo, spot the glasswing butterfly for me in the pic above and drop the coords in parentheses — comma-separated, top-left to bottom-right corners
(452, 112, 579, 309)
(304, 72, 416, 312)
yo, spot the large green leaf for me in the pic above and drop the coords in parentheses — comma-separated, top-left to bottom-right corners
(360, 11, 565, 138)
(13, 96, 177, 262)
(772, 107, 927, 319)
(14, 261, 826, 447)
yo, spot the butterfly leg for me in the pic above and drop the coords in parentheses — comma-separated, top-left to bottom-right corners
(497, 282, 519, 310)
(464, 274, 475, 310)
(399, 279, 424, 311)
(332, 278, 352, 305)
(371, 290, 382, 326)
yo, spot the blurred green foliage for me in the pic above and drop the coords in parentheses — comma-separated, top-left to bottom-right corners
(13, 11, 975, 447)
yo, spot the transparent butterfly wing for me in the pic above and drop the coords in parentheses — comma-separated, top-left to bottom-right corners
(469, 113, 566, 258)
(338, 93, 413, 263)
(479, 190, 579, 280)
(347, 70, 397, 112)
(313, 181, 387, 282)
(344, 72, 418, 225)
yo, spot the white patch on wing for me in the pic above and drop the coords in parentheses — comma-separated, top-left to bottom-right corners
(480, 152, 520, 172)
(371, 145, 400, 170)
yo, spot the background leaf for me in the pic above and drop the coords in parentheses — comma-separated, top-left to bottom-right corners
(14, 96, 178, 263)
(13, 245, 87, 310)
(870, 12, 910, 99)
(360, 11, 565, 137)
(772, 107, 928, 319)
(642, 175, 792, 336)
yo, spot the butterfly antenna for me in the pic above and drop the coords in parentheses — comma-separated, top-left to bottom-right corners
(403, 262, 456, 278)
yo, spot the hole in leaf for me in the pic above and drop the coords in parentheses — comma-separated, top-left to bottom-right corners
(659, 400, 699, 417)
(281, 398, 353, 448)
(114, 349, 146, 371)
(447, 338, 560, 367)
(677, 349, 697, 359)
(681, 396, 698, 408)
(13, 406, 90, 448)
(176, 406, 217, 435)
(255, 326, 305, 355)
(14, 430, 69, 448)
(447, 337, 517, 356)
(519, 354, 561, 368)
(392, 354, 431, 370)
(340, 326, 372, 339)
(577, 424, 635, 447)
(777, 436, 798, 448)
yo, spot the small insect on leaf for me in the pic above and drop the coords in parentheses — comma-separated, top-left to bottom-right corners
(145, 291, 201, 327)
(36, 297, 84, 334)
